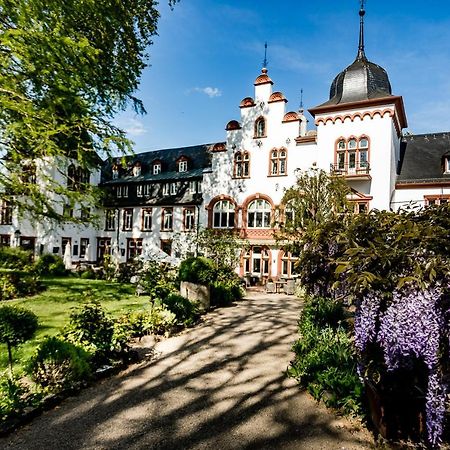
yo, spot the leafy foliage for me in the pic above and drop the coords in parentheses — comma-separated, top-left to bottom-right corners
(27, 336, 91, 391)
(0, 247, 33, 269)
(162, 293, 199, 326)
(277, 167, 350, 249)
(0, 305, 38, 374)
(0, 271, 42, 300)
(0, 374, 39, 422)
(288, 297, 363, 416)
(0, 0, 178, 221)
(178, 257, 216, 285)
(33, 253, 67, 276)
(64, 299, 115, 365)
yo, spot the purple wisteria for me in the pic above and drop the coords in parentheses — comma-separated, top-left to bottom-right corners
(355, 285, 449, 447)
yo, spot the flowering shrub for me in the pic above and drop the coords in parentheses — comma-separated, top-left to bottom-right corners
(344, 205, 450, 447)
(355, 285, 449, 447)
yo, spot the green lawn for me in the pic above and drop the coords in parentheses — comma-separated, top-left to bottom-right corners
(1, 277, 150, 374)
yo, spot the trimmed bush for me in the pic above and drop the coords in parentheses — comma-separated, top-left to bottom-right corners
(27, 337, 91, 391)
(0, 305, 38, 375)
(64, 300, 115, 365)
(33, 254, 67, 276)
(178, 257, 215, 285)
(0, 271, 42, 301)
(162, 293, 199, 326)
(0, 247, 33, 270)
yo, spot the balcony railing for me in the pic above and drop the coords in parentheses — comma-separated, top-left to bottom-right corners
(330, 162, 371, 177)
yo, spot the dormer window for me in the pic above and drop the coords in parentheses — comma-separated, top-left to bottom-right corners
(444, 156, 450, 174)
(254, 117, 266, 138)
(179, 160, 188, 172)
(153, 162, 161, 175)
(112, 164, 119, 180)
(177, 156, 188, 173)
(133, 162, 141, 177)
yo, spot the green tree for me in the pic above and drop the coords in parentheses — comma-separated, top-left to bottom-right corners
(196, 228, 248, 271)
(0, 0, 178, 221)
(277, 167, 350, 250)
(276, 168, 350, 297)
(0, 305, 38, 376)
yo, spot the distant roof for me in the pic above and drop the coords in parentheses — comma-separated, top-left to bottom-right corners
(398, 133, 450, 183)
(101, 143, 213, 184)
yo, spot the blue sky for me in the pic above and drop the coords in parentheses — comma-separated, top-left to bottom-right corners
(114, 0, 450, 152)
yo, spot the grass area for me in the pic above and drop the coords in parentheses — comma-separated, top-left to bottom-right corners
(0, 276, 150, 374)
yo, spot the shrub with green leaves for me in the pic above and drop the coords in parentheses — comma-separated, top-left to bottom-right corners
(146, 303, 176, 335)
(0, 271, 42, 301)
(27, 336, 91, 391)
(33, 253, 67, 276)
(288, 296, 363, 416)
(0, 374, 38, 422)
(139, 260, 178, 301)
(0, 246, 33, 270)
(64, 300, 115, 365)
(0, 305, 38, 375)
(178, 257, 215, 285)
(162, 293, 199, 326)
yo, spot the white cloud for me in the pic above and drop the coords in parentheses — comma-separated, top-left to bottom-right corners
(116, 117, 148, 137)
(191, 87, 222, 98)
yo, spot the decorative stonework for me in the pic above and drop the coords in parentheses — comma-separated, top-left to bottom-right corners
(254, 68, 273, 86)
(239, 97, 256, 109)
(225, 120, 242, 131)
(282, 111, 301, 123)
(268, 91, 287, 103)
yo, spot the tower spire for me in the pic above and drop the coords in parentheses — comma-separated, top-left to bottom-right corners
(357, 0, 367, 61)
(299, 88, 304, 111)
(262, 42, 268, 69)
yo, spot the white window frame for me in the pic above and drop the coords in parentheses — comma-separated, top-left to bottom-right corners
(123, 209, 133, 231)
(184, 208, 195, 231)
(142, 208, 152, 231)
(153, 163, 161, 175)
(247, 199, 271, 228)
(137, 185, 143, 197)
(213, 200, 235, 229)
(178, 160, 188, 172)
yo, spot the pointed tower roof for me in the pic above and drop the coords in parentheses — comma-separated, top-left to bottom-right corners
(315, 2, 392, 107)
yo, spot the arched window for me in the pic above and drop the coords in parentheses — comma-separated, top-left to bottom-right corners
(335, 136, 370, 174)
(270, 148, 287, 176)
(247, 199, 271, 228)
(234, 151, 250, 178)
(67, 164, 77, 189)
(213, 200, 235, 228)
(254, 117, 266, 138)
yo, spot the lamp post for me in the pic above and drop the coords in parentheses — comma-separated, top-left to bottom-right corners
(14, 229, 21, 247)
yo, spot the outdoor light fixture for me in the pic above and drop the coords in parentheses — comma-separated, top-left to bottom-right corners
(14, 229, 21, 246)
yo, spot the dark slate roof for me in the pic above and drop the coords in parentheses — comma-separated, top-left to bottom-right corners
(101, 143, 213, 184)
(315, 57, 393, 108)
(398, 133, 450, 183)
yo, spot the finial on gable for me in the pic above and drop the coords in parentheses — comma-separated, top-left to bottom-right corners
(262, 42, 268, 69)
(357, 0, 367, 61)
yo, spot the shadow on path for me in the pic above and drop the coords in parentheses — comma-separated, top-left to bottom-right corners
(1, 292, 373, 450)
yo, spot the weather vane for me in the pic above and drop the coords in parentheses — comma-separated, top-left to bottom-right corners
(263, 42, 268, 68)
(360, 0, 365, 10)
(300, 89, 304, 110)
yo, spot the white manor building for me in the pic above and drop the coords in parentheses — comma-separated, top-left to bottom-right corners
(1, 6, 449, 281)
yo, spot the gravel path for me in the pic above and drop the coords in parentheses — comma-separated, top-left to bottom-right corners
(1, 291, 374, 450)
